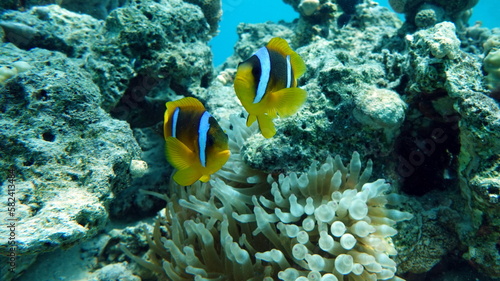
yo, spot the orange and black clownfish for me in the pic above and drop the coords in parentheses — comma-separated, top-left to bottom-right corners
(163, 97, 230, 186)
(234, 37, 307, 138)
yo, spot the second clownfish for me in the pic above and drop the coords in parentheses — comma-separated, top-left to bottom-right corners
(163, 97, 230, 186)
(234, 37, 307, 138)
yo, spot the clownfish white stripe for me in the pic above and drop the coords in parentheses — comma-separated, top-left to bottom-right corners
(286, 55, 292, 88)
(254, 46, 271, 104)
(172, 107, 180, 138)
(198, 111, 211, 167)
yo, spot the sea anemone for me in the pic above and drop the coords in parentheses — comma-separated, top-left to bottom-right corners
(121, 115, 413, 280)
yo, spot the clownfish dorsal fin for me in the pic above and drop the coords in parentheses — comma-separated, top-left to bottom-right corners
(167, 96, 205, 112)
(164, 97, 206, 139)
(266, 37, 307, 79)
(266, 37, 294, 57)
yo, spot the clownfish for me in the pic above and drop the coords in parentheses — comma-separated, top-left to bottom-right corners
(163, 97, 230, 186)
(234, 37, 307, 138)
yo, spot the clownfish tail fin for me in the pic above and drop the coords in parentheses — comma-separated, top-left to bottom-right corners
(246, 114, 257, 127)
(257, 114, 276, 138)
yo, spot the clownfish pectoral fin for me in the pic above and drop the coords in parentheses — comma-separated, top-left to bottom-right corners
(257, 114, 276, 138)
(165, 137, 196, 170)
(266, 37, 307, 78)
(268, 87, 307, 118)
(165, 137, 202, 186)
(173, 167, 202, 186)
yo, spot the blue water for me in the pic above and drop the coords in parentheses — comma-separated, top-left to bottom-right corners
(210, 0, 499, 66)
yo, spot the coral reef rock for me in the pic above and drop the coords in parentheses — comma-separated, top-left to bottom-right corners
(0, 1, 221, 278)
(0, 44, 141, 280)
(484, 48, 500, 90)
(0, 1, 216, 112)
(403, 20, 500, 278)
(388, 0, 478, 30)
(95, 0, 214, 112)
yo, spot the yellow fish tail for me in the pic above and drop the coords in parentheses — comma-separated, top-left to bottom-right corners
(257, 114, 276, 138)
(199, 174, 211, 183)
(246, 114, 257, 127)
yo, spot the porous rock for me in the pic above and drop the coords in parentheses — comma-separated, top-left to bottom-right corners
(0, 0, 127, 20)
(403, 19, 500, 277)
(0, 5, 102, 58)
(184, 0, 222, 36)
(88, 263, 141, 281)
(298, 0, 320, 16)
(388, 0, 478, 30)
(95, 0, 214, 113)
(484, 48, 500, 90)
(0, 44, 141, 279)
(353, 87, 407, 138)
(0, 1, 215, 112)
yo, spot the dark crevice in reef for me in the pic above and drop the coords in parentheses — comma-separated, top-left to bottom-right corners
(395, 95, 461, 196)
(402, 252, 497, 281)
(110, 74, 166, 128)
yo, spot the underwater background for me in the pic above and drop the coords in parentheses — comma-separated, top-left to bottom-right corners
(211, 0, 499, 65)
(0, 0, 499, 281)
